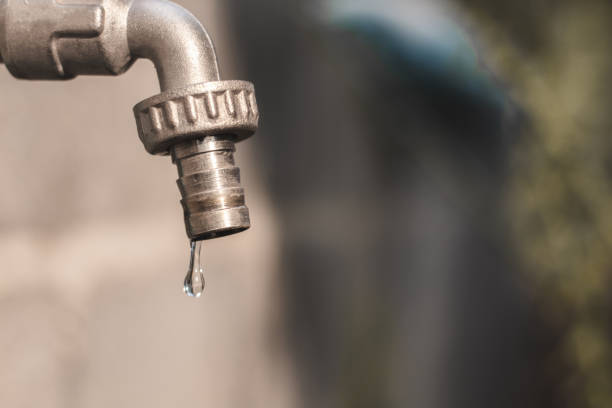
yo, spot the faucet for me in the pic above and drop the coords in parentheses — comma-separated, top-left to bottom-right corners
(0, 0, 259, 245)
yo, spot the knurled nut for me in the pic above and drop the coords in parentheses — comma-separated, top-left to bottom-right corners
(133, 80, 259, 155)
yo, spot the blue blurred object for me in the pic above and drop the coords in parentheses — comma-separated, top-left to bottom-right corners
(328, 0, 507, 112)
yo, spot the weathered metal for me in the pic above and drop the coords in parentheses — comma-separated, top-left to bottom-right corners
(0, 0, 258, 241)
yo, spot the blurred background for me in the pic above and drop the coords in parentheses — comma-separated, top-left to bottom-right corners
(1, 0, 611, 407)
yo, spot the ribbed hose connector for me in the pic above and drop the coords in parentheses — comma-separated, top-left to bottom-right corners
(134, 80, 258, 240)
(172, 135, 250, 240)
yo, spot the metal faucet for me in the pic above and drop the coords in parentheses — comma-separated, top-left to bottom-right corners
(0, 0, 259, 242)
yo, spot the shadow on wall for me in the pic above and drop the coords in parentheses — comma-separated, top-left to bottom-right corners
(225, 1, 553, 408)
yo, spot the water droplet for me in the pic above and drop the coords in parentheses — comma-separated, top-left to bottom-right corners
(184, 240, 205, 298)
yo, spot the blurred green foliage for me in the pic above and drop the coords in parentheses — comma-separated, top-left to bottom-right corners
(457, 0, 612, 406)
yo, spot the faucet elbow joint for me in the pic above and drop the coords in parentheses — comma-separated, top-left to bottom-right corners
(0, 0, 259, 242)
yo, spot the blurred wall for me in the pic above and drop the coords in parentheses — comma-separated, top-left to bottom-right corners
(226, 1, 533, 408)
(0, 1, 296, 407)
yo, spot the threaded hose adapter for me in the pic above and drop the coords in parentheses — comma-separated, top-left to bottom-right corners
(172, 136, 249, 240)
(134, 80, 259, 240)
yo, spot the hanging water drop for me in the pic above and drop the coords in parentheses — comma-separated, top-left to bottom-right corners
(184, 240, 205, 298)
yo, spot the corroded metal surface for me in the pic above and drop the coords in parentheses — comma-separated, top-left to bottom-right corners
(0, 0, 258, 241)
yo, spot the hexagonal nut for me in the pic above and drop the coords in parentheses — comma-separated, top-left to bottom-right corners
(133, 80, 259, 155)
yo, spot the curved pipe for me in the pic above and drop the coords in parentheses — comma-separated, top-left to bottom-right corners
(127, 0, 220, 92)
(0, 0, 258, 243)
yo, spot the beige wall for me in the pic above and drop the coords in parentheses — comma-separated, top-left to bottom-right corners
(0, 1, 295, 406)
